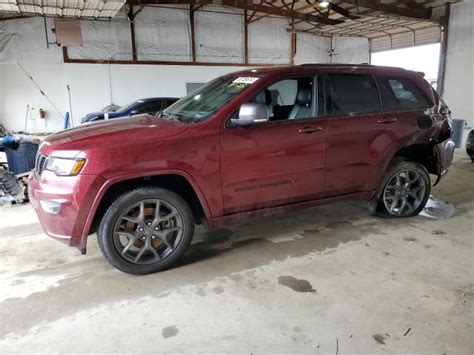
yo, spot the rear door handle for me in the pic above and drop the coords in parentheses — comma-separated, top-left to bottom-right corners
(298, 126, 323, 134)
(377, 117, 398, 124)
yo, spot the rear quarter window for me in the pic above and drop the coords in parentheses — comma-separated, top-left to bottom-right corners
(377, 76, 430, 111)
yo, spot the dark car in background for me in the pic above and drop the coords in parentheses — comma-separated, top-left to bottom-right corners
(467, 129, 474, 162)
(81, 97, 179, 123)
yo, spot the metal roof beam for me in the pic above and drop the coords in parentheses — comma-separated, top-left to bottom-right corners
(337, 0, 432, 19)
(0, 15, 33, 21)
(328, 2, 359, 20)
(134, 0, 344, 25)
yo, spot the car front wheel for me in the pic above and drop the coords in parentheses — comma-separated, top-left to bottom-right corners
(98, 187, 195, 274)
(374, 160, 431, 218)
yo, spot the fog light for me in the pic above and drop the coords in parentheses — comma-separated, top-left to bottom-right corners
(40, 199, 65, 215)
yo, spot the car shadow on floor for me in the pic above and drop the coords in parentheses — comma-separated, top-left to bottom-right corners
(178, 200, 381, 268)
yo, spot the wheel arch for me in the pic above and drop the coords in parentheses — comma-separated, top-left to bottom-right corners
(391, 143, 438, 176)
(79, 171, 211, 252)
(378, 143, 437, 183)
(370, 142, 437, 212)
(372, 158, 431, 218)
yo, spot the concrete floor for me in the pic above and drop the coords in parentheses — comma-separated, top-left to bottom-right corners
(0, 152, 473, 354)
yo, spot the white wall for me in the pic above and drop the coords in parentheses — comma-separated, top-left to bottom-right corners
(0, 62, 246, 132)
(0, 6, 370, 133)
(294, 33, 330, 65)
(331, 36, 370, 64)
(443, 0, 474, 127)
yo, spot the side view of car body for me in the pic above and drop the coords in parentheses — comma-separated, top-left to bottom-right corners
(29, 64, 454, 274)
(81, 97, 179, 123)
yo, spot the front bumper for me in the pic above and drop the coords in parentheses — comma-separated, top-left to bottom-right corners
(28, 171, 106, 249)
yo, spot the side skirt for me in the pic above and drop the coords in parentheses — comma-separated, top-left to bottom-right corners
(206, 190, 376, 228)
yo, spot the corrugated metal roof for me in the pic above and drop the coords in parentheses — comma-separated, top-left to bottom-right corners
(281, 0, 453, 52)
(0, 0, 125, 18)
(370, 26, 441, 52)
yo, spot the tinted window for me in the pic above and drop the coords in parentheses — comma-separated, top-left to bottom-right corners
(377, 76, 429, 111)
(133, 101, 159, 114)
(326, 74, 380, 116)
(116, 100, 142, 114)
(163, 98, 179, 108)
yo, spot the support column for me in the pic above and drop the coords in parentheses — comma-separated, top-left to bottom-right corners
(128, 3, 137, 62)
(290, 17, 296, 65)
(244, 9, 249, 65)
(437, 2, 451, 96)
(190, 5, 197, 63)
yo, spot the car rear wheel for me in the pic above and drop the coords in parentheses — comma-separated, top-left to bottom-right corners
(98, 187, 194, 274)
(373, 160, 431, 218)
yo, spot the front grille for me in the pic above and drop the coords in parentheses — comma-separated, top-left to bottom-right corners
(35, 154, 48, 176)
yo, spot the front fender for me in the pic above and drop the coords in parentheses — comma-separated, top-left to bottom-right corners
(78, 169, 213, 252)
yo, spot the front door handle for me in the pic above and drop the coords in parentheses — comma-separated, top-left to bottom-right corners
(377, 117, 398, 124)
(298, 126, 323, 134)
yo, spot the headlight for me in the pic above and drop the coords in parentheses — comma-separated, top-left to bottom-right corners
(46, 157, 86, 176)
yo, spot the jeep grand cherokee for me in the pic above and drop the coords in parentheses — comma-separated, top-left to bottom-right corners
(29, 64, 455, 274)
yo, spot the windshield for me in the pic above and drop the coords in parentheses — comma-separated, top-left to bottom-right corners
(163, 75, 260, 123)
(116, 100, 143, 113)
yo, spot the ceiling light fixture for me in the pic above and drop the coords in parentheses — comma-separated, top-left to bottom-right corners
(319, 0, 330, 8)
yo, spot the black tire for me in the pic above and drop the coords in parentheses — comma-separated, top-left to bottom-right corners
(372, 160, 431, 218)
(98, 186, 195, 274)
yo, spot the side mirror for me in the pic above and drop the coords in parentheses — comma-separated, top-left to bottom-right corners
(232, 103, 268, 126)
(129, 109, 138, 116)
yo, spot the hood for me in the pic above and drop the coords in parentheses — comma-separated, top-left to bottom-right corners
(42, 115, 189, 154)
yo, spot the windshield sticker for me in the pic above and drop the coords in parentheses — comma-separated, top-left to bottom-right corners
(232, 77, 259, 85)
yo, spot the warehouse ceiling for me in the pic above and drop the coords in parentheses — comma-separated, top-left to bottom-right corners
(0, 0, 462, 52)
(132, 0, 460, 51)
(0, 0, 126, 18)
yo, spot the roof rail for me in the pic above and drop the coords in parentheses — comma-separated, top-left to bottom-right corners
(299, 63, 374, 67)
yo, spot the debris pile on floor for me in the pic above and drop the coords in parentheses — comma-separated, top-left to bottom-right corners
(0, 170, 26, 205)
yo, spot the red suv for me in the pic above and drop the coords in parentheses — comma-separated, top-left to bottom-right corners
(29, 64, 455, 274)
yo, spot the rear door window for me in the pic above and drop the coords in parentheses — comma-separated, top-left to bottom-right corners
(377, 76, 429, 111)
(326, 74, 380, 116)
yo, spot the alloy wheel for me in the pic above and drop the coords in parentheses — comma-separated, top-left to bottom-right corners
(113, 199, 183, 264)
(383, 169, 426, 216)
